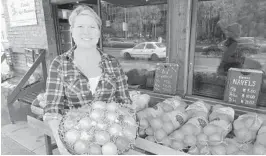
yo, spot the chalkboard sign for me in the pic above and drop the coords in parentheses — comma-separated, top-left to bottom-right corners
(153, 63, 179, 95)
(224, 68, 263, 106)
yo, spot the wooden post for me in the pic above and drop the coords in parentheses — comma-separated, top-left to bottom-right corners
(44, 135, 53, 155)
(40, 49, 48, 89)
(97, 0, 103, 50)
(167, 0, 193, 95)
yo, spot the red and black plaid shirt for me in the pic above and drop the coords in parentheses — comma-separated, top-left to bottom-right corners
(44, 48, 131, 115)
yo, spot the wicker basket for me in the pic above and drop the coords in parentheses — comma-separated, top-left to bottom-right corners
(58, 106, 137, 155)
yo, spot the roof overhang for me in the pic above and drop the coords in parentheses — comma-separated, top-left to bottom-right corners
(103, 0, 167, 7)
(51, 0, 97, 5)
(50, 0, 167, 7)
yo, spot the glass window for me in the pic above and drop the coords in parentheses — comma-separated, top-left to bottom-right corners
(134, 43, 145, 49)
(101, 1, 168, 90)
(192, 0, 266, 106)
(155, 43, 166, 48)
(146, 43, 155, 49)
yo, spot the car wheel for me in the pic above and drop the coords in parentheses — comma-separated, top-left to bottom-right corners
(124, 53, 132, 60)
(151, 54, 159, 61)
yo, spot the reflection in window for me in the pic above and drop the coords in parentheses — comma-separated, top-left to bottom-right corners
(134, 43, 145, 49)
(101, 1, 168, 90)
(155, 43, 166, 48)
(146, 44, 155, 49)
(193, 0, 266, 106)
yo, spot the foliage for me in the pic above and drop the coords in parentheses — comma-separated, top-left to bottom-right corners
(100, 2, 165, 39)
(196, 0, 266, 43)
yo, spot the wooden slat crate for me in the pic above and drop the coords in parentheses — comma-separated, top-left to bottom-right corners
(134, 138, 187, 155)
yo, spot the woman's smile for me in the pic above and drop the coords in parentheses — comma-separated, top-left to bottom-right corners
(81, 37, 92, 41)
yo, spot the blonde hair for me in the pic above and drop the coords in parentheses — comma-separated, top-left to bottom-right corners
(69, 5, 102, 28)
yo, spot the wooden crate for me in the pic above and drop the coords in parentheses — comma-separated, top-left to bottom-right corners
(134, 137, 187, 155)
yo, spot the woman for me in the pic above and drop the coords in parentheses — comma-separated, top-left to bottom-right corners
(217, 23, 262, 76)
(43, 5, 131, 154)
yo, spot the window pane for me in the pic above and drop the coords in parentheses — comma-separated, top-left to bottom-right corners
(146, 44, 155, 49)
(193, 0, 266, 106)
(155, 43, 166, 48)
(101, 1, 168, 90)
(134, 43, 145, 49)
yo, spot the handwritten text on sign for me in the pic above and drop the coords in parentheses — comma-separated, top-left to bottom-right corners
(224, 68, 263, 106)
(7, 0, 37, 27)
(153, 63, 179, 95)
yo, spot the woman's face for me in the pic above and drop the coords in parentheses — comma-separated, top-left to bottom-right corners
(71, 15, 100, 48)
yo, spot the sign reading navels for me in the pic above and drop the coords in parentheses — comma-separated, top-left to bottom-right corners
(224, 68, 263, 106)
(7, 0, 37, 27)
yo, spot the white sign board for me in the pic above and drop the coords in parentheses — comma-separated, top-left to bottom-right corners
(122, 22, 128, 31)
(106, 20, 111, 27)
(7, 0, 37, 27)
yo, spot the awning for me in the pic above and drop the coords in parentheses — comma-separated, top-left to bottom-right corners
(50, 0, 167, 7)
(103, 0, 167, 7)
(51, 0, 97, 5)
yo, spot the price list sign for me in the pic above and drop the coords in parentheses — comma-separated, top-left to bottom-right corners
(153, 63, 179, 95)
(224, 68, 263, 106)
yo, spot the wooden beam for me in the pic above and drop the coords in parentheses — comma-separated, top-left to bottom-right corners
(168, 0, 192, 95)
(50, 0, 96, 5)
(187, 0, 198, 95)
(7, 50, 46, 105)
(16, 81, 44, 102)
(97, 0, 103, 50)
(135, 138, 187, 155)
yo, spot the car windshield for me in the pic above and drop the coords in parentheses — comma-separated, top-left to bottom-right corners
(155, 43, 166, 48)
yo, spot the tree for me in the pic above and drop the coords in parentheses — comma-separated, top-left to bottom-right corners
(196, 0, 266, 43)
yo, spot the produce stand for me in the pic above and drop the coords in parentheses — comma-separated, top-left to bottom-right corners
(28, 88, 266, 155)
(17, 0, 265, 155)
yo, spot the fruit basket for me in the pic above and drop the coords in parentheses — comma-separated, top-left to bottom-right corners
(58, 101, 137, 155)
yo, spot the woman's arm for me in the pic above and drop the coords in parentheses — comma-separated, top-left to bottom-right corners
(44, 57, 65, 115)
(114, 60, 132, 105)
(43, 57, 70, 155)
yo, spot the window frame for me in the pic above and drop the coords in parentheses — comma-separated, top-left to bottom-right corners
(186, 0, 266, 113)
(124, 0, 265, 115)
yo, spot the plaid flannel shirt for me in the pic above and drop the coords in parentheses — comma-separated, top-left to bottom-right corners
(44, 47, 131, 116)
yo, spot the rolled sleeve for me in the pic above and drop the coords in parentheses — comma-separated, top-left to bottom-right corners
(114, 60, 132, 104)
(44, 57, 65, 116)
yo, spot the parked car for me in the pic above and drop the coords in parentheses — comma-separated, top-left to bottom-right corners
(120, 42, 166, 61)
(202, 37, 262, 56)
(103, 38, 136, 48)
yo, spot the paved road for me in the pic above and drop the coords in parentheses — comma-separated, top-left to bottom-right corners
(103, 48, 266, 72)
